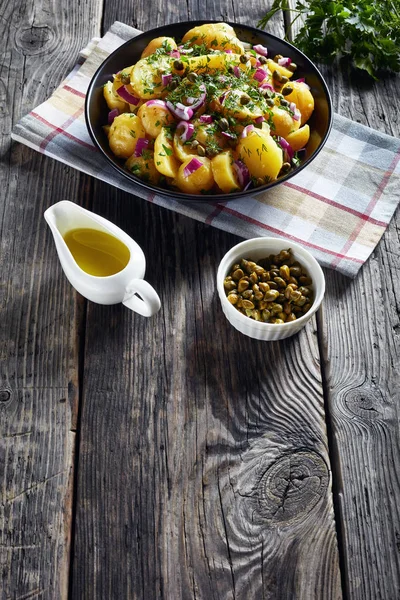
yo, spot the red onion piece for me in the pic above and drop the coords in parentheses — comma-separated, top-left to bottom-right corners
(166, 100, 194, 121)
(199, 114, 213, 124)
(221, 131, 236, 141)
(278, 56, 291, 67)
(253, 44, 268, 57)
(178, 121, 195, 142)
(233, 66, 241, 78)
(293, 109, 301, 122)
(134, 138, 150, 157)
(162, 73, 172, 87)
(186, 84, 207, 112)
(108, 108, 119, 124)
(255, 59, 261, 67)
(289, 102, 297, 113)
(243, 180, 253, 191)
(183, 157, 203, 178)
(116, 85, 140, 105)
(294, 78, 310, 90)
(145, 99, 167, 108)
(255, 116, 264, 124)
(225, 49, 233, 54)
(233, 160, 250, 189)
(178, 46, 193, 54)
(254, 68, 268, 83)
(219, 91, 228, 104)
(259, 82, 275, 92)
(170, 50, 180, 58)
(240, 125, 254, 138)
(278, 136, 294, 160)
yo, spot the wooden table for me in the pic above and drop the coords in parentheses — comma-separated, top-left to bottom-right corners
(1, 0, 399, 598)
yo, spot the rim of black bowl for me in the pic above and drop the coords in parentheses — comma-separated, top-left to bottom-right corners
(85, 20, 333, 203)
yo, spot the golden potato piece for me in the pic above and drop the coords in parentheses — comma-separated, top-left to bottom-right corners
(175, 156, 214, 194)
(137, 101, 175, 138)
(182, 23, 244, 54)
(286, 124, 310, 151)
(270, 106, 300, 138)
(103, 81, 128, 112)
(131, 55, 173, 99)
(108, 113, 146, 158)
(173, 131, 197, 162)
(211, 151, 240, 193)
(154, 128, 180, 178)
(266, 59, 294, 81)
(281, 81, 315, 125)
(141, 36, 177, 58)
(125, 154, 161, 185)
(238, 130, 283, 181)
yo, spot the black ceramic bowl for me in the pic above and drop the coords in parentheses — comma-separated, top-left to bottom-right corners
(85, 21, 332, 202)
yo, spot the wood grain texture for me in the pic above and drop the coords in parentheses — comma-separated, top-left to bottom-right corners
(0, 0, 102, 597)
(317, 65, 400, 600)
(71, 180, 341, 598)
(283, 2, 400, 596)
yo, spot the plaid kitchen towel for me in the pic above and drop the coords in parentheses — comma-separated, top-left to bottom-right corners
(11, 21, 400, 278)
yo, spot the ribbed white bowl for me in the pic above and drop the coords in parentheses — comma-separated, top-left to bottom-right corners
(217, 237, 325, 341)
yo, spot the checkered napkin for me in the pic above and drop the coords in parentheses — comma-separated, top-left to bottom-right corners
(11, 22, 400, 278)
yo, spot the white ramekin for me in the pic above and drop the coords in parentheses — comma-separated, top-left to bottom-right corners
(217, 237, 325, 341)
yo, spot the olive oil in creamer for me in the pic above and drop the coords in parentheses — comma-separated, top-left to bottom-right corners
(63, 228, 130, 277)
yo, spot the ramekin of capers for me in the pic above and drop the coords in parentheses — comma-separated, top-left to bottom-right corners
(217, 238, 325, 341)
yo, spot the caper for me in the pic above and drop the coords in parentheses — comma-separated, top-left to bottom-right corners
(272, 69, 282, 82)
(266, 98, 274, 107)
(232, 268, 244, 280)
(298, 286, 311, 296)
(259, 282, 270, 293)
(187, 72, 198, 82)
(280, 265, 290, 280)
(256, 177, 265, 187)
(240, 53, 250, 64)
(197, 145, 206, 157)
(238, 279, 250, 293)
(224, 278, 237, 291)
(227, 293, 238, 305)
(268, 281, 278, 290)
(249, 271, 259, 284)
(299, 275, 313, 285)
(264, 289, 279, 302)
(279, 162, 291, 175)
(259, 55, 267, 64)
(219, 118, 229, 131)
(273, 54, 283, 62)
(286, 313, 296, 322)
(261, 309, 271, 321)
(290, 266, 302, 277)
(281, 75, 289, 84)
(120, 72, 131, 84)
(280, 98, 289, 107)
(173, 60, 184, 71)
(242, 299, 255, 309)
(296, 295, 307, 307)
(303, 303, 312, 313)
(240, 94, 251, 105)
(191, 139, 199, 148)
(282, 86, 293, 96)
(274, 276, 286, 288)
(242, 290, 254, 300)
(288, 62, 297, 72)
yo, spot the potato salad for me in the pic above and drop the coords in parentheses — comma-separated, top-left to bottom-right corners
(103, 23, 315, 195)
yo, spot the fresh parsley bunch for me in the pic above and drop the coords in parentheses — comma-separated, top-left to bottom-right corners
(258, 0, 400, 78)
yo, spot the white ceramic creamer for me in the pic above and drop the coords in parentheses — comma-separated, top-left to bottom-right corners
(44, 200, 161, 317)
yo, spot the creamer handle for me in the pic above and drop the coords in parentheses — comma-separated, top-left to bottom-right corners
(122, 279, 161, 317)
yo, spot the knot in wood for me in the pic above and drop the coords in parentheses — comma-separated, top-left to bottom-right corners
(257, 450, 329, 525)
(344, 388, 382, 421)
(15, 25, 55, 56)
(0, 389, 11, 402)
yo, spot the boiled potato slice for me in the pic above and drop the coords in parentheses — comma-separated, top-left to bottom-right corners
(125, 154, 161, 185)
(179, 53, 242, 75)
(141, 36, 177, 58)
(211, 151, 240, 193)
(238, 130, 283, 181)
(137, 102, 175, 138)
(103, 81, 128, 112)
(270, 106, 300, 138)
(154, 128, 180, 178)
(286, 124, 310, 151)
(281, 81, 315, 125)
(181, 23, 244, 54)
(266, 59, 294, 81)
(175, 157, 214, 193)
(173, 131, 197, 162)
(218, 89, 264, 120)
(108, 114, 146, 158)
(131, 55, 173, 99)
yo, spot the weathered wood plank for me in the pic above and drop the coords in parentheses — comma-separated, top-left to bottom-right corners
(0, 0, 102, 597)
(71, 184, 341, 599)
(317, 65, 400, 600)
(282, 2, 400, 596)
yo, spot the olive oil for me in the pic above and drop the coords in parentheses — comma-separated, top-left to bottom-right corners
(63, 228, 130, 277)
